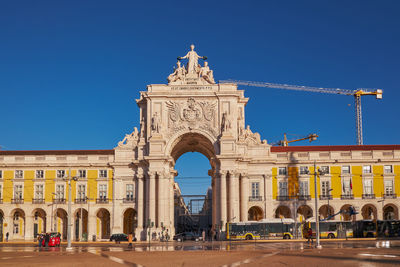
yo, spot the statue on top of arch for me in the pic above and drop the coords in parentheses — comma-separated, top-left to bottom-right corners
(167, 44, 215, 85)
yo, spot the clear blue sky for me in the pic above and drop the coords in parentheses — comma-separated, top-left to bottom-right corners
(1, 1, 399, 195)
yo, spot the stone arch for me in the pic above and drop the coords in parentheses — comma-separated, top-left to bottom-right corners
(361, 204, 377, 220)
(10, 208, 25, 240)
(340, 204, 353, 221)
(275, 205, 291, 219)
(383, 204, 398, 220)
(297, 205, 313, 220)
(32, 208, 46, 238)
(319, 205, 334, 220)
(248, 206, 263, 221)
(55, 208, 68, 240)
(96, 208, 110, 239)
(74, 208, 88, 241)
(123, 208, 137, 235)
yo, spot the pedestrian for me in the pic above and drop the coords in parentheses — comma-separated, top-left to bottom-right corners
(307, 227, 313, 244)
(38, 234, 43, 248)
(45, 233, 50, 247)
(5, 232, 9, 242)
(202, 230, 205, 242)
(128, 232, 133, 249)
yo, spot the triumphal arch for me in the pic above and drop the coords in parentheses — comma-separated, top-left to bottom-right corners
(113, 45, 272, 239)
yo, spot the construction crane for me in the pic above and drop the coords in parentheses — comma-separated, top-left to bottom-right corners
(220, 80, 383, 145)
(272, 133, 318, 147)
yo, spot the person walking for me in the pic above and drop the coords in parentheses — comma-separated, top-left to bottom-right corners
(307, 227, 313, 244)
(5, 232, 9, 242)
(38, 234, 43, 249)
(128, 232, 133, 249)
(202, 230, 205, 242)
(45, 233, 50, 247)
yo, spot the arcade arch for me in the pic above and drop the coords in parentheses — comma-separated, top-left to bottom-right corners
(319, 205, 334, 220)
(123, 208, 137, 235)
(74, 208, 88, 241)
(97, 208, 110, 239)
(361, 204, 377, 220)
(11, 208, 25, 239)
(340, 204, 353, 221)
(275, 206, 291, 218)
(0, 210, 4, 241)
(383, 204, 398, 220)
(297, 205, 313, 220)
(55, 208, 67, 240)
(248, 206, 263, 221)
(32, 208, 46, 238)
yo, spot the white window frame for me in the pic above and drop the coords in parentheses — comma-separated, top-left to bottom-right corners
(14, 184, 23, 199)
(278, 167, 287, 176)
(36, 170, 44, 179)
(320, 166, 330, 174)
(342, 179, 352, 195)
(34, 184, 44, 199)
(384, 165, 393, 174)
(78, 169, 86, 178)
(77, 184, 86, 200)
(384, 179, 394, 195)
(321, 180, 330, 196)
(363, 165, 372, 174)
(99, 169, 108, 178)
(299, 166, 309, 175)
(251, 182, 260, 197)
(363, 179, 373, 195)
(57, 170, 65, 179)
(99, 184, 107, 199)
(15, 170, 24, 179)
(56, 184, 65, 200)
(342, 166, 351, 174)
(0, 184, 2, 199)
(299, 181, 309, 196)
(125, 184, 134, 199)
(278, 181, 288, 196)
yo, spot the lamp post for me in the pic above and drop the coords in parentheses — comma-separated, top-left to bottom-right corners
(313, 161, 324, 249)
(64, 169, 79, 251)
(327, 188, 333, 219)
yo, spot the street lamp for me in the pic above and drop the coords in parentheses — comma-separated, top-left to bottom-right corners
(327, 188, 333, 219)
(63, 169, 79, 251)
(313, 161, 325, 249)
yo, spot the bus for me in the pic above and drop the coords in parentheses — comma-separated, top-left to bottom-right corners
(377, 220, 400, 237)
(226, 218, 295, 240)
(303, 220, 353, 238)
(353, 220, 376, 238)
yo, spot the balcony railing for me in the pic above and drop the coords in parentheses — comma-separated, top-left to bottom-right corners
(362, 194, 375, 199)
(75, 198, 87, 204)
(383, 193, 397, 199)
(11, 198, 24, 204)
(341, 194, 354, 200)
(96, 198, 109, 204)
(319, 195, 333, 200)
(32, 198, 45, 204)
(123, 197, 135, 203)
(276, 195, 290, 201)
(249, 196, 263, 201)
(53, 198, 66, 204)
(298, 195, 311, 201)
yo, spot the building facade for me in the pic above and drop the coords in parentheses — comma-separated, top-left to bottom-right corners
(0, 45, 399, 241)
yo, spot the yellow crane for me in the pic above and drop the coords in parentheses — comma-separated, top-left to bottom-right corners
(274, 133, 319, 147)
(220, 80, 383, 145)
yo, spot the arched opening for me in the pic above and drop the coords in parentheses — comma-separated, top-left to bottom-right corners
(275, 206, 291, 218)
(170, 132, 216, 234)
(361, 204, 377, 220)
(32, 208, 46, 238)
(297, 205, 313, 221)
(11, 209, 25, 240)
(123, 208, 137, 235)
(319, 205, 334, 220)
(74, 208, 88, 241)
(340, 204, 353, 221)
(55, 208, 68, 240)
(248, 206, 263, 221)
(383, 204, 398, 220)
(0, 210, 4, 241)
(96, 208, 110, 239)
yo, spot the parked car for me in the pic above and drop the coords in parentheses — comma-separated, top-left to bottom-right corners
(41, 232, 61, 247)
(173, 232, 201, 242)
(110, 233, 129, 243)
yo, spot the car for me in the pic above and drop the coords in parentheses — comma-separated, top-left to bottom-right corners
(173, 232, 201, 242)
(41, 232, 61, 247)
(110, 233, 129, 243)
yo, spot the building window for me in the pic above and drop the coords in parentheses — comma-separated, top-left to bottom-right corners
(342, 180, 352, 195)
(320, 166, 330, 174)
(0, 170, 2, 179)
(78, 169, 86, 178)
(342, 166, 350, 174)
(126, 184, 134, 200)
(13, 214, 19, 234)
(15, 170, 23, 179)
(279, 181, 288, 196)
(321, 181, 330, 196)
(36, 170, 44, 179)
(364, 179, 373, 194)
(299, 166, 309, 175)
(35, 184, 44, 199)
(99, 170, 108, 178)
(363, 165, 371, 174)
(77, 184, 86, 199)
(384, 165, 393, 174)
(14, 184, 23, 199)
(384, 180, 393, 195)
(278, 167, 287, 175)
(99, 184, 107, 199)
(251, 182, 260, 197)
(56, 184, 65, 199)
(57, 170, 65, 179)
(0, 184, 2, 199)
(299, 181, 309, 196)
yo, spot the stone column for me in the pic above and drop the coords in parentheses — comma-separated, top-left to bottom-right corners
(88, 209, 97, 241)
(25, 215, 33, 241)
(169, 174, 175, 236)
(212, 174, 218, 229)
(220, 171, 227, 230)
(136, 175, 144, 236)
(149, 172, 156, 226)
(240, 174, 249, 221)
(157, 174, 165, 228)
(232, 172, 240, 222)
